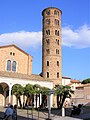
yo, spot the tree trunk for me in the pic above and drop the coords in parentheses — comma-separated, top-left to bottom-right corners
(60, 96, 66, 109)
(18, 96, 22, 108)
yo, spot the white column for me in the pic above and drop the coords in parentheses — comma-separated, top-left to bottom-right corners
(9, 86, 12, 103)
(37, 95, 39, 108)
(50, 94, 53, 107)
(3, 91, 6, 107)
(40, 94, 42, 106)
(62, 107, 65, 117)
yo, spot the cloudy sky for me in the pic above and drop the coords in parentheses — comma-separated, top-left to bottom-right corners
(0, 0, 90, 80)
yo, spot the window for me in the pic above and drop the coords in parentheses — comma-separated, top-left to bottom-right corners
(47, 72, 49, 78)
(54, 10, 57, 15)
(46, 19, 50, 25)
(47, 61, 49, 66)
(46, 49, 50, 54)
(46, 30, 50, 35)
(56, 39, 59, 45)
(56, 49, 59, 54)
(55, 30, 59, 36)
(10, 52, 15, 56)
(7, 60, 11, 71)
(57, 61, 59, 66)
(13, 53, 15, 56)
(12, 61, 16, 71)
(10, 52, 12, 55)
(55, 19, 59, 25)
(6, 60, 16, 72)
(46, 10, 50, 15)
(57, 72, 59, 78)
(46, 39, 50, 45)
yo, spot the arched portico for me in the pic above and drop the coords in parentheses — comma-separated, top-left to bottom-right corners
(0, 76, 53, 107)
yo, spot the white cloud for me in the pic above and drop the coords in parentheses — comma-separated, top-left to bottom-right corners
(62, 25, 90, 48)
(0, 25, 90, 49)
(0, 31, 42, 49)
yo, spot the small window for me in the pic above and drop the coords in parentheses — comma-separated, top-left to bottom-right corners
(56, 39, 59, 45)
(55, 19, 59, 25)
(55, 30, 59, 36)
(57, 61, 59, 66)
(46, 39, 50, 45)
(47, 72, 49, 78)
(46, 49, 50, 54)
(12, 61, 16, 71)
(7, 60, 11, 71)
(46, 19, 50, 25)
(46, 30, 50, 35)
(46, 10, 50, 15)
(47, 61, 49, 66)
(54, 10, 57, 15)
(13, 53, 15, 56)
(10, 52, 12, 55)
(57, 72, 59, 78)
(56, 49, 59, 54)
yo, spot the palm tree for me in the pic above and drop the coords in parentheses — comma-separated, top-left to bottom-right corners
(54, 85, 74, 109)
(24, 84, 35, 106)
(12, 84, 24, 108)
(40, 86, 50, 108)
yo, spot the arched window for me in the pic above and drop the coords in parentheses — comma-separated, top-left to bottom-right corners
(56, 39, 59, 45)
(46, 49, 50, 54)
(46, 10, 50, 15)
(7, 60, 11, 71)
(56, 49, 59, 54)
(55, 30, 59, 36)
(46, 19, 50, 25)
(55, 19, 59, 25)
(47, 61, 49, 66)
(54, 10, 57, 15)
(12, 61, 16, 71)
(47, 72, 49, 78)
(57, 72, 59, 78)
(46, 39, 50, 45)
(57, 61, 59, 66)
(46, 30, 50, 35)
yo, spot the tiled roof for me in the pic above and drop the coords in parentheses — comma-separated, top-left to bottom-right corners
(67, 83, 73, 86)
(71, 79, 81, 83)
(62, 76, 71, 79)
(0, 71, 51, 82)
(76, 83, 90, 88)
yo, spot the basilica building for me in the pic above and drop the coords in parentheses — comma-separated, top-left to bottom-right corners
(0, 7, 63, 107)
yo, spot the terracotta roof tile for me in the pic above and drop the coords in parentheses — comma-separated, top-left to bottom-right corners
(62, 76, 71, 79)
(71, 79, 81, 83)
(0, 71, 51, 82)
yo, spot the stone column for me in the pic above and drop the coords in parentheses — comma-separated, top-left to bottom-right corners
(3, 91, 6, 107)
(9, 85, 12, 103)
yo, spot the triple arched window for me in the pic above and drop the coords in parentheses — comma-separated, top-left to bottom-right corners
(7, 60, 17, 72)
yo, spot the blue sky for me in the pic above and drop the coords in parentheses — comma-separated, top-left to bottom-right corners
(0, 0, 90, 80)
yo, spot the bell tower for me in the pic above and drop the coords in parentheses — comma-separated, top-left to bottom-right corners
(42, 7, 62, 85)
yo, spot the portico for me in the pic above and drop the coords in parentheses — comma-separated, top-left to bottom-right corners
(0, 72, 53, 107)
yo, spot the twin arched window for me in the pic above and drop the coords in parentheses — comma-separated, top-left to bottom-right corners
(7, 60, 16, 72)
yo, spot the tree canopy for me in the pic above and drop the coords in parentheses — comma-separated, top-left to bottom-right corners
(82, 78, 90, 84)
(54, 84, 74, 109)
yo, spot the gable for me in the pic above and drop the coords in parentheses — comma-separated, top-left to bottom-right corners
(0, 44, 31, 57)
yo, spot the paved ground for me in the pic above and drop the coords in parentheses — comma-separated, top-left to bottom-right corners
(0, 106, 90, 120)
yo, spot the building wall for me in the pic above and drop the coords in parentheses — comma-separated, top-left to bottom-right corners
(72, 85, 90, 106)
(62, 77, 71, 85)
(0, 45, 32, 75)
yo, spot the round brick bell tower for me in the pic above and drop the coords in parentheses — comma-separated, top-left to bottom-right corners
(42, 7, 62, 85)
